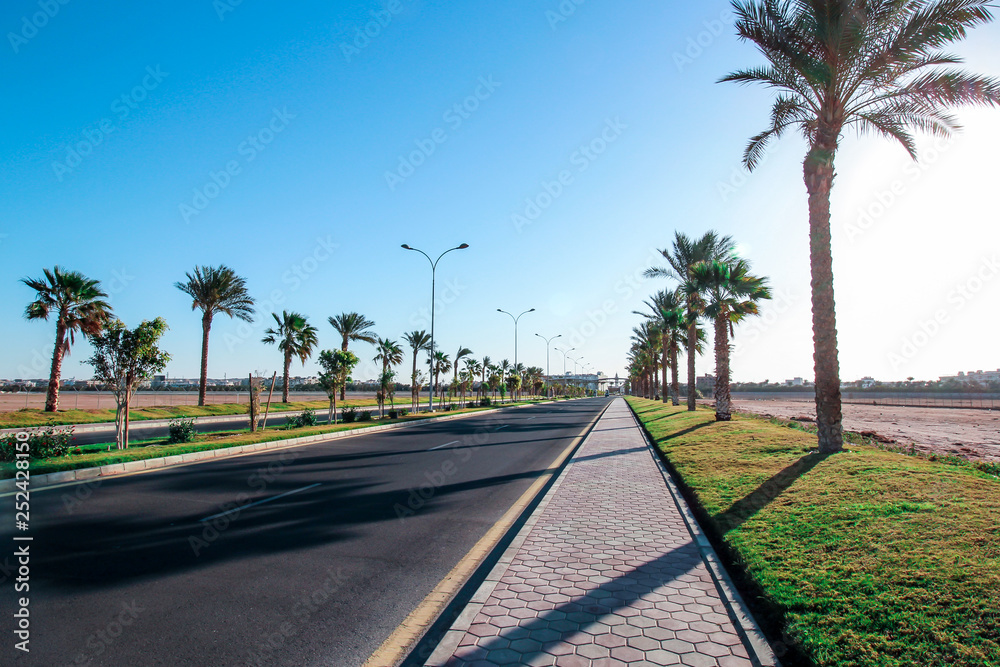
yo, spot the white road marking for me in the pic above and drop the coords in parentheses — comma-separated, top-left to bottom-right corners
(428, 440, 461, 451)
(200, 483, 322, 522)
(494, 425, 509, 431)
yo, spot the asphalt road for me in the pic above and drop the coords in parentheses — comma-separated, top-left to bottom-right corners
(2, 398, 610, 667)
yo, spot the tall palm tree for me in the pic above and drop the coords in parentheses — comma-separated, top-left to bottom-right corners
(464, 358, 482, 403)
(498, 359, 511, 403)
(691, 258, 772, 421)
(373, 338, 404, 417)
(636, 289, 686, 405)
(175, 265, 255, 406)
(22, 267, 112, 412)
(479, 355, 491, 402)
(329, 312, 378, 400)
(431, 351, 452, 408)
(646, 231, 735, 411)
(262, 311, 318, 403)
(453, 346, 473, 389)
(722, 0, 1000, 451)
(402, 330, 432, 410)
(487, 363, 500, 401)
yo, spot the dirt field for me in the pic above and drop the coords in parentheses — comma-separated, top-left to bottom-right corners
(730, 397, 1000, 463)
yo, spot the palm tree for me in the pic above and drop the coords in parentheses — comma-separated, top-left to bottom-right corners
(691, 258, 772, 421)
(175, 265, 255, 406)
(22, 267, 112, 412)
(498, 359, 511, 403)
(646, 231, 735, 411)
(402, 330, 432, 410)
(487, 363, 501, 402)
(453, 346, 473, 389)
(464, 358, 482, 404)
(480, 355, 492, 402)
(722, 1, 1000, 451)
(262, 311, 319, 403)
(512, 362, 526, 401)
(329, 312, 378, 400)
(430, 351, 452, 408)
(636, 289, 686, 406)
(373, 338, 404, 417)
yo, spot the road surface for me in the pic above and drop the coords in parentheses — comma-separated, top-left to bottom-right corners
(2, 398, 610, 666)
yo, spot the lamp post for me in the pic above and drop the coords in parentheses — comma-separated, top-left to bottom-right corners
(535, 333, 562, 397)
(568, 355, 583, 375)
(497, 308, 535, 372)
(402, 242, 469, 412)
(555, 346, 575, 376)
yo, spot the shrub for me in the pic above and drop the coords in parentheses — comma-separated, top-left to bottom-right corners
(480, 398, 491, 407)
(0, 427, 74, 461)
(444, 404, 455, 412)
(387, 409, 398, 419)
(167, 418, 196, 444)
(357, 410, 373, 422)
(387, 408, 408, 419)
(398, 408, 408, 417)
(288, 408, 317, 428)
(341, 407, 357, 423)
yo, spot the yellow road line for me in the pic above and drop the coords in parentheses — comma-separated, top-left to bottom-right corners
(363, 401, 609, 667)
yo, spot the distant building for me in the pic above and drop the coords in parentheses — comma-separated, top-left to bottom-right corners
(939, 369, 1000, 384)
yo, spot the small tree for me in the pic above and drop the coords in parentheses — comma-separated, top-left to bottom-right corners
(85, 318, 170, 450)
(247, 373, 264, 432)
(317, 349, 358, 424)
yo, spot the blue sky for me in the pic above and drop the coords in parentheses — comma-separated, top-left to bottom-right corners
(2, 0, 999, 385)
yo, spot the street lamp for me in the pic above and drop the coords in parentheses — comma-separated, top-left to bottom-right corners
(554, 346, 575, 375)
(402, 242, 470, 412)
(535, 333, 562, 397)
(497, 308, 535, 371)
(568, 355, 584, 375)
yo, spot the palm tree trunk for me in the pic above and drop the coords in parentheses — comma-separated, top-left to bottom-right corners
(45, 322, 66, 412)
(714, 314, 732, 421)
(805, 139, 844, 452)
(670, 348, 680, 407)
(198, 313, 212, 407)
(660, 335, 669, 403)
(411, 352, 418, 411)
(282, 351, 291, 403)
(686, 317, 697, 411)
(340, 337, 349, 401)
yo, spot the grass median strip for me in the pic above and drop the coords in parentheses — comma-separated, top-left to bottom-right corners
(1, 401, 546, 480)
(626, 397, 1000, 667)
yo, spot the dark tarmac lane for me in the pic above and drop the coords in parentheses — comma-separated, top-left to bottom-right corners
(2, 398, 610, 667)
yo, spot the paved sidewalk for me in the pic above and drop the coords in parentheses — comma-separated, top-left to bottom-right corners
(426, 398, 777, 667)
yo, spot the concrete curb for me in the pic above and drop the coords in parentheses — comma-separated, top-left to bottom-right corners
(625, 400, 781, 667)
(0, 400, 575, 495)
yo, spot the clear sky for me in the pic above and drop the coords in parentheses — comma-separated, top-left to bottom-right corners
(2, 0, 999, 385)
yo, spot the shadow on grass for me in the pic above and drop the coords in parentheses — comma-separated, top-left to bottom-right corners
(714, 452, 830, 533)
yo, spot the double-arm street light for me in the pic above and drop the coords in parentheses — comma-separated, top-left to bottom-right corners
(568, 355, 584, 375)
(402, 242, 469, 412)
(497, 308, 534, 371)
(535, 333, 562, 397)
(554, 346, 575, 376)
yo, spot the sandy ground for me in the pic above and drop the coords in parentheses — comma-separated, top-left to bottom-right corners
(730, 398, 1000, 463)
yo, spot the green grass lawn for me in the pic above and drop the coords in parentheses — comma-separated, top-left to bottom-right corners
(0, 396, 397, 430)
(626, 397, 1000, 667)
(1, 399, 546, 479)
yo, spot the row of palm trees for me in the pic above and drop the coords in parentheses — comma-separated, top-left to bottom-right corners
(628, 231, 771, 423)
(20, 264, 556, 418)
(629, 0, 1000, 453)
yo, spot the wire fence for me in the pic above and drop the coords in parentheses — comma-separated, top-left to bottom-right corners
(732, 391, 1000, 411)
